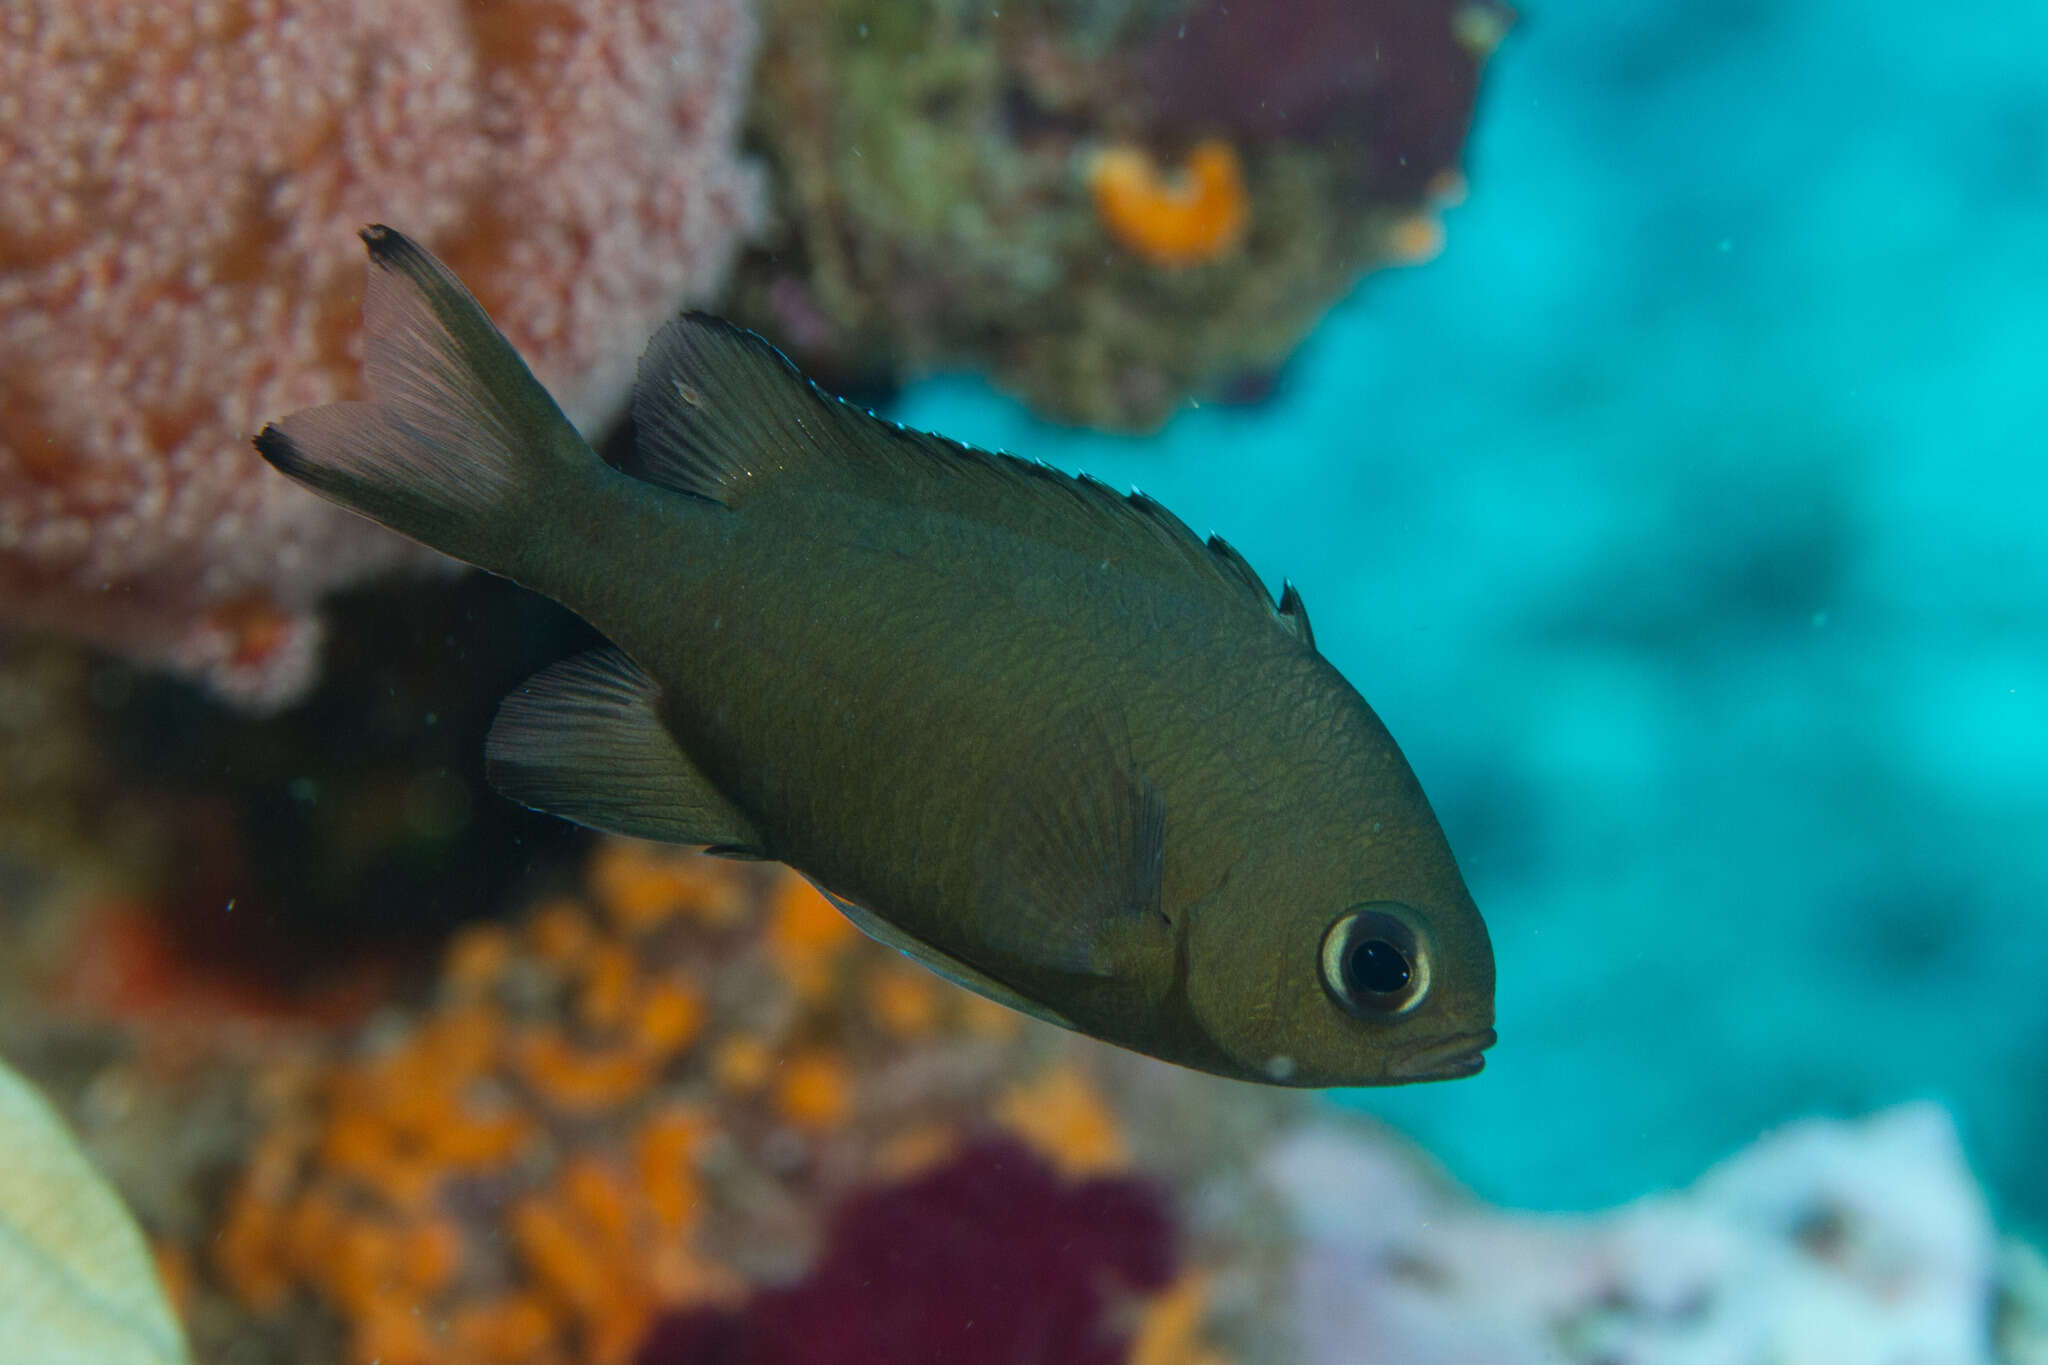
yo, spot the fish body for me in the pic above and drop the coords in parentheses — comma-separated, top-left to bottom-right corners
(256, 227, 1495, 1086)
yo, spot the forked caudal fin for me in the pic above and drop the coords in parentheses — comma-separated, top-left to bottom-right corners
(252, 226, 597, 577)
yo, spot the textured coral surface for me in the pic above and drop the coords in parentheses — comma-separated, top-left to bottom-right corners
(0, 0, 762, 706)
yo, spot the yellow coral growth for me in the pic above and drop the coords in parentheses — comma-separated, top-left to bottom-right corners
(529, 900, 598, 968)
(513, 1029, 657, 1114)
(777, 1049, 855, 1131)
(635, 978, 709, 1058)
(1385, 213, 1448, 266)
(211, 847, 771, 1365)
(1131, 1271, 1232, 1365)
(996, 1064, 1128, 1178)
(636, 1105, 712, 1233)
(444, 923, 517, 996)
(865, 962, 941, 1039)
(1089, 139, 1250, 268)
(590, 839, 750, 931)
(712, 1032, 774, 1093)
(870, 1121, 963, 1181)
(767, 875, 857, 1001)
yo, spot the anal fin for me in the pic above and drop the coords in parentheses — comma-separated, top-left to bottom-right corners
(485, 648, 764, 851)
(809, 882, 1078, 1030)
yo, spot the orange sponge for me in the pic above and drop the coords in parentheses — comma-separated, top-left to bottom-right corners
(1089, 139, 1250, 268)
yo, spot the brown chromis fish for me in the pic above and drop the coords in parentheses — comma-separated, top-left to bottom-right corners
(255, 227, 1496, 1087)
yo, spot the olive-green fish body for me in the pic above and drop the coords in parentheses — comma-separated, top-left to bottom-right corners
(255, 227, 1496, 1087)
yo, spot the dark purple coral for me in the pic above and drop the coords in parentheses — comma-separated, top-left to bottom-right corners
(636, 1139, 1178, 1365)
(1134, 0, 1513, 197)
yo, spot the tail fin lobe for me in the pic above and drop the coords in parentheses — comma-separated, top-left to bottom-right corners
(253, 226, 593, 573)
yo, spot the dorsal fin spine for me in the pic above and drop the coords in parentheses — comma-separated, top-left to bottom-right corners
(1278, 580, 1315, 648)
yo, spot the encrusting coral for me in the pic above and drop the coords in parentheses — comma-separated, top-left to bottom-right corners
(208, 843, 1241, 1365)
(0, 0, 763, 707)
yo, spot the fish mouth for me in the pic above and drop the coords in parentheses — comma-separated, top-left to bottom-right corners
(1390, 1027, 1497, 1082)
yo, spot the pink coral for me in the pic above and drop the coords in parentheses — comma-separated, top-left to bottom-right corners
(0, 0, 763, 707)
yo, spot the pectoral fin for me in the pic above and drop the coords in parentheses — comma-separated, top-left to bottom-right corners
(485, 648, 765, 852)
(974, 709, 1168, 977)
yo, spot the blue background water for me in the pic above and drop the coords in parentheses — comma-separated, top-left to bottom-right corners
(890, 2, 2048, 1228)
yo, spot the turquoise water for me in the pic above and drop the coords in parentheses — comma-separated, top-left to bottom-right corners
(892, 1, 2048, 1225)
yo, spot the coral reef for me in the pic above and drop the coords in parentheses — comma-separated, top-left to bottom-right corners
(1265, 1103, 2014, 1364)
(204, 842, 1253, 1365)
(0, 0, 763, 707)
(19, 827, 2043, 1365)
(733, 0, 1509, 430)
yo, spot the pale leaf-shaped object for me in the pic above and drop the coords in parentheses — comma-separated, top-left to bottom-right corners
(0, 1058, 191, 1365)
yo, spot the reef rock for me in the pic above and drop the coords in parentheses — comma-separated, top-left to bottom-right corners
(1266, 1103, 2004, 1365)
(735, 0, 1510, 431)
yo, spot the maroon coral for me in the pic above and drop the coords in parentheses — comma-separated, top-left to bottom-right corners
(637, 1139, 1179, 1365)
(0, 0, 762, 707)
(1134, 0, 1512, 197)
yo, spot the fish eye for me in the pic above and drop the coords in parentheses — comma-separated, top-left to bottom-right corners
(1320, 904, 1432, 1017)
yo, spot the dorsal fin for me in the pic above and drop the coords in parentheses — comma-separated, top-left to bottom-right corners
(627, 313, 831, 505)
(1203, 532, 1270, 603)
(625, 314, 1316, 639)
(1277, 580, 1314, 648)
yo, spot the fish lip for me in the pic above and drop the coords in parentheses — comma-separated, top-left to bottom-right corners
(1389, 1027, 1497, 1081)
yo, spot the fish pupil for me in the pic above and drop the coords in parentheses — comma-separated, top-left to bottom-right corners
(1347, 938, 1411, 995)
